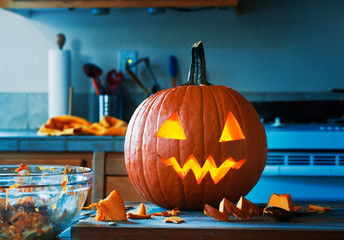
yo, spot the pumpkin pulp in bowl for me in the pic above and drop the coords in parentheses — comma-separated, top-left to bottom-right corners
(0, 164, 93, 239)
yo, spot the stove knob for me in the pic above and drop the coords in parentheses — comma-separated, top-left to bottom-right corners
(320, 126, 325, 131)
(327, 126, 332, 131)
(335, 126, 340, 131)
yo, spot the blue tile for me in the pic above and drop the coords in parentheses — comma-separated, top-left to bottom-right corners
(0, 93, 28, 130)
(28, 93, 48, 130)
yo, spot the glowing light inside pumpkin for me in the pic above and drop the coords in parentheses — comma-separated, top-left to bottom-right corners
(158, 155, 246, 184)
(155, 112, 186, 140)
(219, 111, 245, 142)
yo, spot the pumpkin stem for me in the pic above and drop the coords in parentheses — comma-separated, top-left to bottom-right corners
(185, 41, 211, 85)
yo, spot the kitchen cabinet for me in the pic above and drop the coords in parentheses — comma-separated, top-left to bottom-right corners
(105, 152, 145, 202)
(0, 0, 241, 15)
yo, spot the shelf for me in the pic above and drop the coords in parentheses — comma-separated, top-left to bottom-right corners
(1, 0, 241, 15)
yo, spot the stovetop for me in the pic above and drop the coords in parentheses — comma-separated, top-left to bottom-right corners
(264, 123, 344, 132)
(263, 120, 344, 150)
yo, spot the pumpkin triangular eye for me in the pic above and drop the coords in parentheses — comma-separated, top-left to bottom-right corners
(155, 112, 186, 140)
(219, 111, 245, 142)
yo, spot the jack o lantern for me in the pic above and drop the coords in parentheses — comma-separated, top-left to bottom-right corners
(124, 42, 267, 210)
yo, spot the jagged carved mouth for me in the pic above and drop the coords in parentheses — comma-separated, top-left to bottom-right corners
(158, 154, 246, 184)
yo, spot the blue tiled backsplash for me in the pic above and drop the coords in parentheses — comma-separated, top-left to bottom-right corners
(0, 91, 342, 130)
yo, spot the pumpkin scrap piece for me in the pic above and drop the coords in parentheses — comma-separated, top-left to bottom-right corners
(307, 204, 332, 213)
(294, 206, 303, 211)
(152, 207, 180, 217)
(15, 164, 28, 173)
(204, 204, 229, 222)
(204, 197, 262, 221)
(164, 216, 185, 224)
(63, 164, 71, 174)
(127, 212, 153, 219)
(61, 176, 68, 192)
(15, 164, 30, 176)
(127, 202, 152, 219)
(6, 183, 18, 210)
(84, 189, 127, 221)
(133, 202, 147, 215)
(39, 166, 47, 170)
(267, 193, 294, 211)
(236, 196, 263, 220)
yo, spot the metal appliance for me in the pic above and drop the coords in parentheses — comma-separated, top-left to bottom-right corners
(247, 121, 344, 203)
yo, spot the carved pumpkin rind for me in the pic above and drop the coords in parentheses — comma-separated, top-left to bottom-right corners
(124, 84, 267, 210)
(124, 42, 267, 210)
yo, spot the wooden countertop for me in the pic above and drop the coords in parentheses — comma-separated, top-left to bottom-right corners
(70, 202, 344, 240)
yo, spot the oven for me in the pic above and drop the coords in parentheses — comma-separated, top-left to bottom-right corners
(247, 100, 344, 203)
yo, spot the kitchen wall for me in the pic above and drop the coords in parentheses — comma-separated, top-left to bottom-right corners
(0, 0, 343, 129)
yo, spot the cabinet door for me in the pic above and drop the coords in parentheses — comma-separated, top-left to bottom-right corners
(105, 152, 127, 176)
(106, 176, 146, 202)
(105, 153, 145, 201)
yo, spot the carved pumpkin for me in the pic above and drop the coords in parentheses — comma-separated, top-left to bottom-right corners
(124, 42, 267, 210)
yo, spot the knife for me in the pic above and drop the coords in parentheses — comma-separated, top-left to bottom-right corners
(125, 66, 150, 95)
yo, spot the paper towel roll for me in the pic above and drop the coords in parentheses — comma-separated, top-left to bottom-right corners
(48, 49, 71, 118)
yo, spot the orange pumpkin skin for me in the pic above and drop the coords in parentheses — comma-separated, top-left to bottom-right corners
(124, 42, 267, 210)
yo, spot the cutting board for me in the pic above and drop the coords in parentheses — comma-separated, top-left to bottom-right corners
(71, 202, 344, 240)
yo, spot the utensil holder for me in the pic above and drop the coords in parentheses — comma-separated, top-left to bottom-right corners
(98, 94, 122, 121)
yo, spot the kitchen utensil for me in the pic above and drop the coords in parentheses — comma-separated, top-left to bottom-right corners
(127, 57, 161, 94)
(0, 164, 92, 239)
(69, 86, 73, 115)
(125, 64, 150, 95)
(143, 58, 161, 93)
(106, 69, 124, 95)
(169, 55, 177, 87)
(83, 63, 103, 95)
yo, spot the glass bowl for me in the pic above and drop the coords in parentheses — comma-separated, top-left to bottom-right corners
(0, 164, 93, 239)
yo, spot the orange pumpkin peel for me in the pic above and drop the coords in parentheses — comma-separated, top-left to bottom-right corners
(307, 204, 333, 213)
(127, 212, 152, 219)
(267, 193, 294, 211)
(15, 164, 28, 173)
(152, 207, 181, 217)
(204, 196, 262, 221)
(164, 216, 185, 224)
(127, 202, 153, 219)
(84, 189, 127, 221)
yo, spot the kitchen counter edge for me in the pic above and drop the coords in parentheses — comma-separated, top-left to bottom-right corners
(0, 130, 125, 152)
